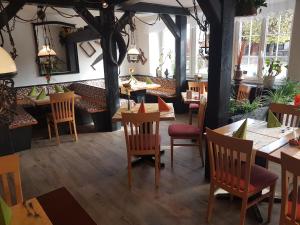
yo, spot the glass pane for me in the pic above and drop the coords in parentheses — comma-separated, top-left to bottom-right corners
(242, 21, 251, 36)
(250, 39, 260, 56)
(280, 10, 293, 34)
(265, 36, 277, 56)
(252, 18, 262, 35)
(268, 16, 279, 35)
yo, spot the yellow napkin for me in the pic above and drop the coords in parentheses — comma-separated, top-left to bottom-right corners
(267, 110, 282, 128)
(233, 119, 247, 139)
(36, 89, 47, 100)
(0, 196, 12, 225)
(63, 86, 71, 92)
(55, 84, 64, 93)
(28, 86, 38, 97)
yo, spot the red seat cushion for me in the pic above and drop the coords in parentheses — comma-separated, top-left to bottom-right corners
(287, 187, 300, 221)
(189, 103, 199, 110)
(214, 164, 278, 194)
(168, 124, 200, 138)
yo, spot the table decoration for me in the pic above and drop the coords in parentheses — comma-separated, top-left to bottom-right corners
(158, 97, 170, 112)
(186, 90, 192, 99)
(0, 196, 12, 225)
(28, 86, 38, 97)
(232, 118, 247, 139)
(54, 84, 64, 93)
(138, 100, 146, 113)
(36, 88, 46, 100)
(267, 110, 282, 128)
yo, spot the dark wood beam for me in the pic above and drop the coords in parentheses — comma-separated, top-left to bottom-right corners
(160, 14, 180, 39)
(73, 6, 102, 34)
(66, 27, 99, 43)
(119, 2, 189, 16)
(204, 0, 236, 179)
(174, 15, 187, 113)
(0, 0, 26, 29)
(196, 0, 221, 24)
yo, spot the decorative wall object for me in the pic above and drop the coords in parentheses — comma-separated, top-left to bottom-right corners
(80, 42, 96, 57)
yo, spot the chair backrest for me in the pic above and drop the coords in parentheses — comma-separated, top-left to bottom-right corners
(0, 154, 23, 206)
(237, 85, 251, 101)
(197, 102, 207, 133)
(269, 103, 300, 127)
(206, 128, 254, 195)
(281, 152, 300, 225)
(50, 92, 75, 123)
(188, 81, 207, 94)
(122, 112, 160, 155)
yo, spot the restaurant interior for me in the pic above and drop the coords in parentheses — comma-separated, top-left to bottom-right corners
(0, 0, 300, 224)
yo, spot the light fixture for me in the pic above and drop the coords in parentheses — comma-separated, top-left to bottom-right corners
(127, 19, 140, 63)
(38, 45, 57, 57)
(101, 1, 108, 8)
(0, 47, 17, 78)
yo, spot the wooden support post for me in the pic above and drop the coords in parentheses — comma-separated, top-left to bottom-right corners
(202, 0, 236, 180)
(100, 5, 120, 131)
(174, 15, 187, 113)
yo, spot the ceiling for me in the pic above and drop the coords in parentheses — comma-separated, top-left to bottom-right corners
(124, 0, 195, 8)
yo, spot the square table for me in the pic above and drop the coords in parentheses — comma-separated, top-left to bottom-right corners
(112, 103, 175, 122)
(181, 91, 207, 104)
(25, 94, 82, 106)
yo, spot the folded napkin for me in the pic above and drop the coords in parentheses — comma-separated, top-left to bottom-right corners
(158, 97, 170, 112)
(138, 101, 146, 113)
(36, 89, 47, 100)
(267, 110, 281, 128)
(55, 84, 64, 93)
(294, 94, 300, 106)
(63, 86, 71, 92)
(233, 119, 247, 139)
(28, 86, 38, 97)
(145, 77, 153, 84)
(0, 196, 12, 225)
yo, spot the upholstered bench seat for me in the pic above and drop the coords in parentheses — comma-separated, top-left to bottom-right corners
(75, 100, 106, 114)
(146, 88, 176, 98)
(9, 107, 38, 129)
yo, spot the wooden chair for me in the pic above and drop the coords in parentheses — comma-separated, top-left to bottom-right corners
(206, 128, 278, 225)
(280, 152, 300, 225)
(168, 102, 206, 167)
(269, 103, 300, 127)
(0, 154, 23, 206)
(47, 92, 78, 145)
(236, 85, 251, 101)
(188, 81, 207, 125)
(122, 112, 161, 188)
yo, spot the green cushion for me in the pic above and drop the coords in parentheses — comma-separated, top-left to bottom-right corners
(55, 84, 64, 93)
(36, 89, 47, 100)
(267, 110, 282, 128)
(233, 119, 247, 140)
(63, 86, 71, 92)
(28, 86, 38, 97)
(0, 196, 12, 225)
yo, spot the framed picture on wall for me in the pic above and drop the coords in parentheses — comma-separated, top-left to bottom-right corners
(79, 41, 96, 57)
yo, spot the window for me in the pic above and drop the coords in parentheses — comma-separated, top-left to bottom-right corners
(236, 10, 294, 80)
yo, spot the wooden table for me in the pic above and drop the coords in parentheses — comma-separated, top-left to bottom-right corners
(181, 91, 207, 104)
(11, 187, 96, 225)
(119, 82, 161, 95)
(26, 94, 82, 106)
(112, 103, 175, 122)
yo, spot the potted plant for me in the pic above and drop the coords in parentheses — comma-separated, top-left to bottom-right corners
(233, 38, 247, 84)
(263, 58, 283, 89)
(236, 0, 268, 17)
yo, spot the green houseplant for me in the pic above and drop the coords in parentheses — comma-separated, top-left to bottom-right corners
(236, 0, 268, 17)
(263, 58, 284, 89)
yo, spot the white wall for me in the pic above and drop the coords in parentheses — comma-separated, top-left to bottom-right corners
(1, 6, 129, 87)
(288, 0, 300, 82)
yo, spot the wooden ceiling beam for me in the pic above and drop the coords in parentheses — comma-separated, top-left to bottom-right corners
(73, 6, 102, 34)
(196, 0, 221, 24)
(0, 0, 26, 29)
(160, 14, 180, 39)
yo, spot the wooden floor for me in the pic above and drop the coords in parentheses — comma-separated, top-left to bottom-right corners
(19, 114, 282, 225)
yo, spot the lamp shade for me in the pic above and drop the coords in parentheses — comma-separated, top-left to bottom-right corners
(38, 45, 56, 57)
(0, 47, 17, 77)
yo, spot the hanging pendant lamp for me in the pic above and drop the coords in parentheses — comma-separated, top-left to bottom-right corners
(0, 47, 17, 78)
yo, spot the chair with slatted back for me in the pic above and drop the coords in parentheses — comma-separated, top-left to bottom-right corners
(122, 112, 161, 188)
(206, 128, 278, 225)
(188, 81, 207, 125)
(280, 152, 300, 225)
(269, 103, 300, 127)
(0, 154, 23, 206)
(47, 91, 77, 145)
(237, 85, 251, 101)
(168, 102, 206, 167)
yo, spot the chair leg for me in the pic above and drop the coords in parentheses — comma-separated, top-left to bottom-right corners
(54, 123, 60, 145)
(267, 184, 276, 223)
(47, 121, 52, 140)
(189, 109, 192, 125)
(155, 152, 160, 188)
(207, 183, 215, 223)
(198, 138, 204, 167)
(72, 120, 78, 142)
(171, 138, 174, 168)
(69, 121, 73, 136)
(239, 197, 248, 225)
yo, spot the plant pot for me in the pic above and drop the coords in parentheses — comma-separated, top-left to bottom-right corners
(235, 3, 257, 17)
(229, 106, 269, 123)
(263, 76, 275, 89)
